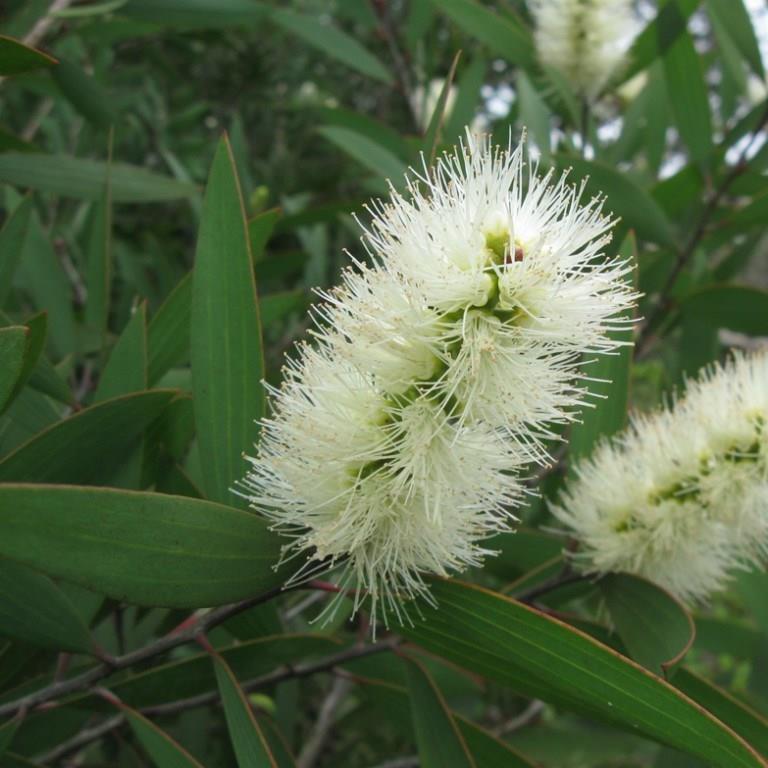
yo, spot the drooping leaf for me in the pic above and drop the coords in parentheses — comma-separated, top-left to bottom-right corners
(212, 651, 279, 767)
(270, 8, 392, 84)
(121, 0, 267, 26)
(400, 579, 764, 767)
(191, 137, 264, 507)
(0, 35, 56, 75)
(404, 655, 476, 768)
(0, 559, 93, 653)
(0, 390, 175, 484)
(679, 285, 768, 338)
(600, 573, 695, 676)
(429, 0, 535, 69)
(0, 153, 198, 202)
(0, 484, 283, 607)
(318, 126, 408, 182)
(562, 158, 676, 247)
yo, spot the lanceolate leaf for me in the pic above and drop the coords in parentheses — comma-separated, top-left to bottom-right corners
(674, 668, 768, 755)
(191, 138, 265, 507)
(0, 327, 28, 415)
(0, 390, 175, 484)
(0, 35, 56, 75)
(120, 702, 205, 767)
(0, 196, 33, 308)
(404, 655, 476, 768)
(95, 304, 148, 402)
(429, 0, 535, 69)
(318, 126, 408, 182)
(0, 484, 283, 607)
(679, 285, 768, 337)
(400, 579, 765, 767)
(0, 559, 94, 654)
(271, 8, 392, 84)
(0, 153, 198, 202)
(562, 158, 676, 247)
(212, 651, 279, 767)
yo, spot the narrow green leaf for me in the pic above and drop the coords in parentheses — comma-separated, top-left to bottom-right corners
(248, 208, 281, 260)
(562, 158, 676, 247)
(0, 484, 283, 607)
(694, 617, 765, 659)
(401, 579, 765, 767)
(0, 196, 33, 308)
(0, 714, 20, 757)
(20, 213, 76, 359)
(662, 12, 712, 167)
(675, 668, 768, 755)
(706, 0, 764, 78)
(191, 137, 265, 506)
(0, 153, 198, 202)
(85, 134, 113, 339)
(569, 233, 636, 460)
(0, 35, 56, 75)
(316, 108, 410, 161)
(518, 72, 551, 158)
(51, 57, 115, 129)
(0, 390, 174, 484)
(121, 703, 205, 767)
(429, 0, 534, 69)
(148, 273, 192, 385)
(212, 651, 279, 767)
(0, 314, 46, 415)
(22, 313, 73, 405)
(0, 559, 93, 653)
(422, 52, 461, 165)
(122, 0, 267, 27)
(271, 8, 392, 83)
(96, 304, 147, 402)
(318, 126, 408, 182)
(0, 327, 28, 414)
(679, 285, 768, 337)
(600, 574, 695, 676)
(618, 0, 700, 86)
(404, 655, 476, 768)
(444, 57, 487, 144)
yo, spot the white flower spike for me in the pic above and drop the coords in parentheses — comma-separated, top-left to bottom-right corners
(552, 350, 768, 603)
(241, 131, 637, 629)
(530, 0, 636, 101)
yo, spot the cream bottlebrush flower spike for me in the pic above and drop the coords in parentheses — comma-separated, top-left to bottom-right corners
(530, 0, 635, 101)
(241, 131, 637, 628)
(552, 350, 768, 603)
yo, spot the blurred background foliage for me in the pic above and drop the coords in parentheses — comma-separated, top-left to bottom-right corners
(1, 0, 768, 767)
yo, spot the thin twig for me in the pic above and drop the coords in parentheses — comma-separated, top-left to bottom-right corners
(493, 699, 545, 736)
(141, 638, 401, 717)
(297, 675, 354, 768)
(35, 640, 400, 764)
(514, 567, 591, 605)
(636, 104, 768, 357)
(0, 585, 289, 721)
(22, 0, 74, 48)
(37, 714, 125, 765)
(370, 0, 420, 129)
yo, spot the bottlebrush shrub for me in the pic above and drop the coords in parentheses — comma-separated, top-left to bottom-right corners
(552, 350, 768, 603)
(241, 133, 638, 627)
